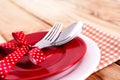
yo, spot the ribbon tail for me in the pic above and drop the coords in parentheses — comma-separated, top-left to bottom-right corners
(12, 31, 27, 44)
(0, 45, 28, 79)
(0, 42, 18, 49)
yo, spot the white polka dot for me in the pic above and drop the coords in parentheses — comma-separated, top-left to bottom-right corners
(110, 45, 114, 48)
(11, 59, 13, 61)
(99, 35, 103, 38)
(101, 56, 105, 58)
(14, 57, 17, 59)
(106, 38, 110, 41)
(109, 56, 114, 58)
(37, 53, 40, 55)
(100, 60, 104, 63)
(4, 67, 7, 69)
(110, 40, 114, 43)
(114, 47, 118, 50)
(19, 52, 22, 54)
(118, 50, 120, 52)
(21, 48, 23, 50)
(92, 36, 96, 39)
(106, 48, 110, 51)
(114, 54, 118, 56)
(105, 53, 109, 56)
(5, 70, 8, 73)
(10, 57, 12, 59)
(15, 59, 18, 61)
(105, 58, 109, 60)
(41, 57, 43, 59)
(0, 72, 3, 74)
(41, 53, 43, 55)
(39, 60, 41, 62)
(102, 41, 107, 45)
(114, 42, 119, 45)
(103, 63, 108, 67)
(95, 38, 99, 41)
(12, 62, 14, 64)
(3, 63, 6, 66)
(106, 33, 110, 36)
(8, 66, 11, 68)
(18, 51, 21, 52)
(106, 43, 110, 46)
(36, 59, 38, 61)
(7, 60, 9, 62)
(22, 51, 25, 53)
(7, 63, 10, 65)
(118, 44, 120, 47)
(102, 46, 106, 49)
(33, 56, 35, 57)
(108, 61, 112, 64)
(1, 75, 4, 78)
(110, 51, 114, 54)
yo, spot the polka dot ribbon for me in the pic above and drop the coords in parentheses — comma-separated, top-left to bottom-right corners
(0, 31, 46, 79)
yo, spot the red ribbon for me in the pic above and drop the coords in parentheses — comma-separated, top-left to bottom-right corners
(0, 31, 46, 79)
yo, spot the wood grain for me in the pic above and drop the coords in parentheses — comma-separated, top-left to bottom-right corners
(11, 0, 120, 38)
(66, 0, 120, 26)
(116, 60, 120, 65)
(0, 35, 6, 43)
(86, 63, 120, 80)
(0, 0, 50, 41)
(0, 0, 119, 80)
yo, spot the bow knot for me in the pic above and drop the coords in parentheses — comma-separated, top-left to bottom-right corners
(0, 31, 46, 79)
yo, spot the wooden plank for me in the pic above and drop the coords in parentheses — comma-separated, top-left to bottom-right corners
(64, 0, 120, 26)
(7, 0, 120, 80)
(115, 60, 120, 65)
(0, 35, 6, 43)
(0, 0, 50, 41)
(11, 0, 120, 38)
(86, 63, 120, 80)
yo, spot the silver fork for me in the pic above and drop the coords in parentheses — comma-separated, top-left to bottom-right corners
(34, 23, 62, 48)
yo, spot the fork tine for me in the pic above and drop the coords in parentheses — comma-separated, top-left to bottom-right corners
(45, 23, 59, 40)
(43, 23, 58, 40)
(47, 24, 60, 40)
(34, 23, 62, 49)
(49, 24, 62, 41)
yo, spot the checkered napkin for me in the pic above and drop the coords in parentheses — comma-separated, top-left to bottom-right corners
(81, 24, 120, 71)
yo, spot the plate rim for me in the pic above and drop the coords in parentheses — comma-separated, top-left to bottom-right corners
(60, 34, 101, 80)
(4, 32, 87, 79)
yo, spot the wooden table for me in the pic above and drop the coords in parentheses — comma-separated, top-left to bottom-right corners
(0, 0, 120, 80)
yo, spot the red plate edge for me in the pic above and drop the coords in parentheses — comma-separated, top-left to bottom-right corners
(0, 31, 87, 80)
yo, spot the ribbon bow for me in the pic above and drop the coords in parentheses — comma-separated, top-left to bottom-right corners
(0, 31, 46, 79)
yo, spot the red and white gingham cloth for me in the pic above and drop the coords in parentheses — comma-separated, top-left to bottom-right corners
(81, 24, 120, 71)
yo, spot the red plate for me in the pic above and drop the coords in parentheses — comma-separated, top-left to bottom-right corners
(0, 32, 87, 80)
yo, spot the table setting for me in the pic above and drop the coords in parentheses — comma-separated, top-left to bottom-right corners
(0, 21, 120, 80)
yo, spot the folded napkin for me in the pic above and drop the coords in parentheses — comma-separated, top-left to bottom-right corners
(81, 24, 120, 71)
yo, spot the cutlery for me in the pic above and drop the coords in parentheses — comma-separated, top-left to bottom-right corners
(52, 21, 84, 46)
(34, 23, 62, 48)
(31, 23, 62, 63)
(35, 21, 84, 48)
(0, 23, 62, 79)
(33, 21, 84, 63)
